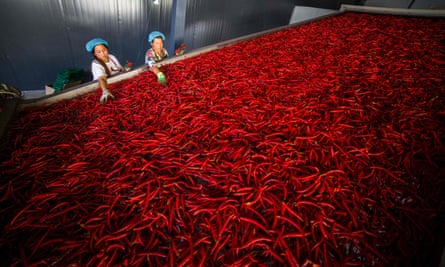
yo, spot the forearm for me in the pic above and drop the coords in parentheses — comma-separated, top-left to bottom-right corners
(98, 76, 108, 91)
(151, 65, 166, 86)
(97, 76, 114, 103)
(151, 65, 161, 75)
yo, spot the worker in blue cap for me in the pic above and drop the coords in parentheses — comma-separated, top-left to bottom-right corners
(145, 31, 169, 86)
(85, 38, 124, 104)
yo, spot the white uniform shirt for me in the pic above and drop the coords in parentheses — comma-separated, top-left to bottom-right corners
(91, 54, 122, 80)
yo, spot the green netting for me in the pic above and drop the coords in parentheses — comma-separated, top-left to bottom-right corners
(52, 69, 85, 92)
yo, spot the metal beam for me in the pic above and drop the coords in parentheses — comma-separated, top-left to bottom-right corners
(340, 4, 445, 17)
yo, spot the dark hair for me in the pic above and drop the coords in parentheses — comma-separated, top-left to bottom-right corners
(92, 45, 111, 77)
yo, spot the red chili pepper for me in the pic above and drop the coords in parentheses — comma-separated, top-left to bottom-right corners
(1, 12, 444, 267)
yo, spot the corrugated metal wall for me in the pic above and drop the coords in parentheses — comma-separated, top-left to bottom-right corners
(0, 0, 333, 92)
(184, 0, 298, 48)
(0, 0, 169, 92)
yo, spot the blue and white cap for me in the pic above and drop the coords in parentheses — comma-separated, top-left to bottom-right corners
(148, 31, 165, 43)
(85, 38, 109, 52)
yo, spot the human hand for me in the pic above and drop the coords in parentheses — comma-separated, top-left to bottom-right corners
(157, 72, 166, 87)
(100, 89, 114, 104)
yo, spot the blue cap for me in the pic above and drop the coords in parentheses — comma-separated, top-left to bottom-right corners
(148, 31, 165, 43)
(85, 38, 109, 52)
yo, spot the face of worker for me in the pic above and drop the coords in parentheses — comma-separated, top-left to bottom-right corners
(152, 37, 164, 53)
(93, 44, 109, 62)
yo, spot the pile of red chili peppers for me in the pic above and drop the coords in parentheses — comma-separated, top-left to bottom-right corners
(1, 12, 444, 267)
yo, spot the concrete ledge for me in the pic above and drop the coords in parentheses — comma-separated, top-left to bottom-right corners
(340, 4, 445, 17)
(19, 66, 149, 111)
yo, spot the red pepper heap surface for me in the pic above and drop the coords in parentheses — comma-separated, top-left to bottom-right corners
(0, 12, 444, 267)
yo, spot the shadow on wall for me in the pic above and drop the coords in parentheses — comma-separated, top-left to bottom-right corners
(289, 6, 338, 24)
